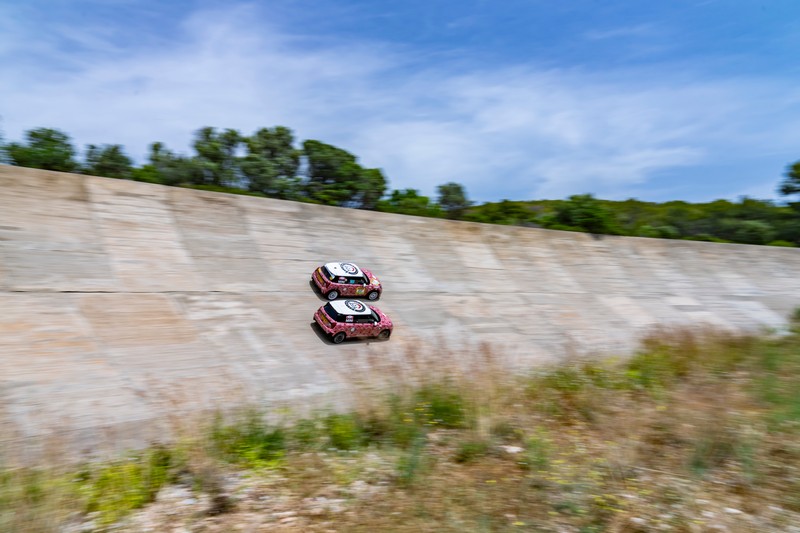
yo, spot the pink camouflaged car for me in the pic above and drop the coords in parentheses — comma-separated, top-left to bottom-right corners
(311, 262, 382, 301)
(314, 299, 393, 344)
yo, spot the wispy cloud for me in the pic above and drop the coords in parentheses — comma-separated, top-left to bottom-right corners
(2, 2, 799, 202)
(584, 23, 658, 41)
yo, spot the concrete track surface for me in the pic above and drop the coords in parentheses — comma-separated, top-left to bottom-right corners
(2, 165, 800, 456)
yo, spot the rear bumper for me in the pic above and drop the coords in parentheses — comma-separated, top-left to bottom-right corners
(314, 309, 336, 335)
(312, 268, 330, 293)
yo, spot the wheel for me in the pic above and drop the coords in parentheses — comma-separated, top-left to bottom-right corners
(367, 290, 379, 301)
(378, 329, 391, 340)
(326, 290, 339, 301)
(332, 332, 346, 344)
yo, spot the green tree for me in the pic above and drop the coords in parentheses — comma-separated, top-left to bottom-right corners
(303, 140, 360, 206)
(464, 199, 535, 225)
(144, 142, 204, 186)
(636, 224, 680, 239)
(6, 127, 78, 171)
(377, 189, 442, 217)
(84, 144, 133, 179)
(302, 140, 386, 208)
(357, 167, 387, 210)
(0, 128, 9, 164)
(547, 194, 620, 235)
(772, 210, 800, 245)
(436, 182, 472, 219)
(779, 160, 800, 197)
(731, 220, 776, 245)
(192, 127, 242, 187)
(240, 126, 301, 199)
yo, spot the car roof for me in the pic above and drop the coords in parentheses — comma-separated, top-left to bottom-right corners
(329, 299, 373, 316)
(324, 262, 364, 277)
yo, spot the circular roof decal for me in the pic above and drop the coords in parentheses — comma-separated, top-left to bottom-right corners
(340, 262, 358, 274)
(345, 300, 366, 312)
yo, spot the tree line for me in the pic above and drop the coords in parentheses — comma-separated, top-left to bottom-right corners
(2, 126, 799, 246)
(0, 126, 471, 216)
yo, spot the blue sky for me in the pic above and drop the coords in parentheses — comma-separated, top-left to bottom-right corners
(2, 0, 799, 203)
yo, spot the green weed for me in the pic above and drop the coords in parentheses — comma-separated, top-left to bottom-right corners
(396, 430, 428, 487)
(210, 410, 286, 468)
(78, 446, 173, 526)
(0, 467, 80, 533)
(453, 439, 491, 464)
(323, 413, 365, 451)
(522, 431, 551, 473)
(414, 382, 470, 428)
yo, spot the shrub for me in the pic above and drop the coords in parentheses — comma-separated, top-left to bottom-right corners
(453, 439, 491, 464)
(210, 411, 286, 468)
(414, 383, 469, 428)
(0, 467, 82, 532)
(396, 431, 428, 487)
(324, 413, 365, 451)
(521, 431, 551, 473)
(291, 418, 323, 449)
(79, 446, 173, 526)
(688, 422, 738, 475)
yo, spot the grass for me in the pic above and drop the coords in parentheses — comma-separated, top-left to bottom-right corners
(3, 326, 800, 531)
(78, 447, 174, 526)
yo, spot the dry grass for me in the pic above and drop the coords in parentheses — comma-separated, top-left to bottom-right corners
(3, 327, 800, 532)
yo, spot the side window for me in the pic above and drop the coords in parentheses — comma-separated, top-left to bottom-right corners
(355, 316, 373, 324)
(370, 311, 380, 323)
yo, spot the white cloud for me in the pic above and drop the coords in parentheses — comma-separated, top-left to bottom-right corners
(2, 2, 799, 202)
(583, 23, 659, 41)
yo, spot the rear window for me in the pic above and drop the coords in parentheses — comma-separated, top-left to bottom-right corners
(323, 303, 346, 322)
(321, 266, 336, 281)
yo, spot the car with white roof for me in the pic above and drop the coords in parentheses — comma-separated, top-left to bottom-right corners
(311, 262, 382, 301)
(313, 299, 393, 344)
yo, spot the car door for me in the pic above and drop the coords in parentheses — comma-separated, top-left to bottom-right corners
(353, 280, 368, 297)
(349, 316, 368, 337)
(344, 314, 359, 336)
(367, 311, 382, 337)
(336, 276, 350, 295)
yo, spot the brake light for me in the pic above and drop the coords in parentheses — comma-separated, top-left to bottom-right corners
(318, 311, 332, 328)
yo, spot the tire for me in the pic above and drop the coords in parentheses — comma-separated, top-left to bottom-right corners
(378, 329, 391, 340)
(332, 332, 346, 344)
(367, 290, 379, 301)
(326, 290, 339, 301)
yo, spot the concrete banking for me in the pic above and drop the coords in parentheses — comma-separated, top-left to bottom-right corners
(2, 165, 800, 455)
